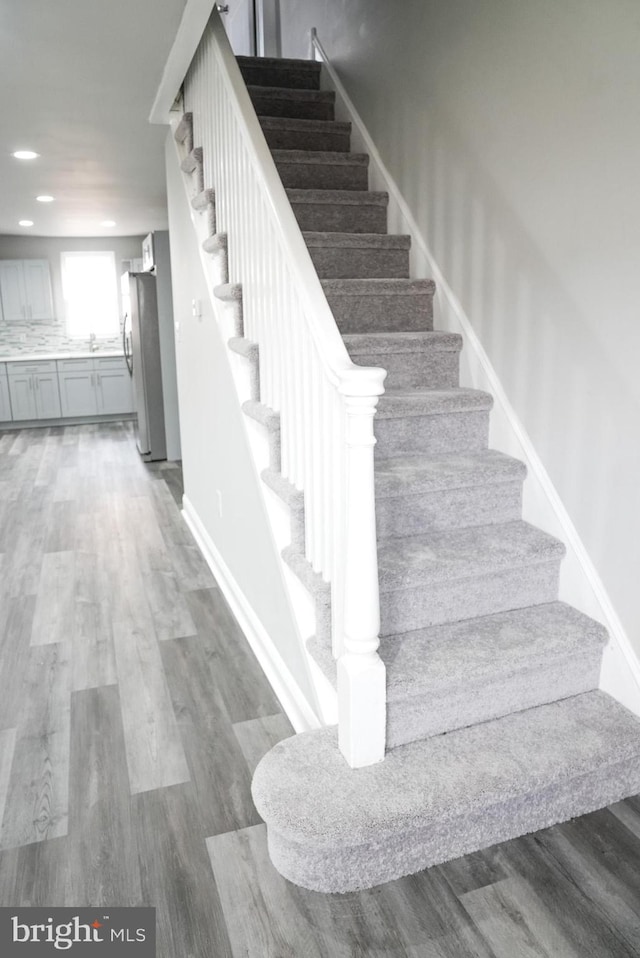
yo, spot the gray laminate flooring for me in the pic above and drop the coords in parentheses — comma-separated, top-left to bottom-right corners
(0, 422, 639, 957)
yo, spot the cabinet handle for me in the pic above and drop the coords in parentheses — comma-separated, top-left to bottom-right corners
(35, 377, 39, 390)
(28, 305, 32, 320)
(97, 374, 101, 386)
(28, 377, 33, 391)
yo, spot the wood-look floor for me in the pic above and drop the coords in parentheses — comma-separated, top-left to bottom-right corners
(0, 422, 639, 957)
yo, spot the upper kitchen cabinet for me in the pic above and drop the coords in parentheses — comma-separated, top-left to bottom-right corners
(0, 259, 54, 322)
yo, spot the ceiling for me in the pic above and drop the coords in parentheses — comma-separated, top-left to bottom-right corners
(0, 0, 188, 237)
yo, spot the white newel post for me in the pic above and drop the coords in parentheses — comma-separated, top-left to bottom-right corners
(337, 368, 387, 768)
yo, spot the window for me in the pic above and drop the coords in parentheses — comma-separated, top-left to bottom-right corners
(60, 250, 120, 339)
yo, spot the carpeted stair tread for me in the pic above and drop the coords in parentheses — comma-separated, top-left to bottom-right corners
(321, 278, 436, 332)
(272, 150, 369, 167)
(251, 690, 640, 890)
(377, 387, 493, 418)
(258, 116, 351, 152)
(344, 330, 461, 353)
(237, 56, 321, 90)
(248, 85, 335, 121)
(259, 116, 350, 134)
(247, 85, 334, 103)
(306, 601, 607, 746)
(303, 231, 410, 249)
(288, 189, 388, 233)
(380, 601, 607, 697)
(321, 277, 436, 295)
(377, 519, 565, 592)
(286, 188, 388, 207)
(374, 449, 526, 497)
(345, 331, 462, 387)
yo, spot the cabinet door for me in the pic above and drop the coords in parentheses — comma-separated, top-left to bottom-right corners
(96, 368, 134, 414)
(58, 371, 98, 417)
(0, 376, 11, 421)
(8, 375, 37, 420)
(34, 374, 62, 419)
(23, 260, 54, 320)
(0, 261, 27, 322)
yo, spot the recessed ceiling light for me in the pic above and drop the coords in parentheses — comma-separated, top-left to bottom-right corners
(36, 195, 54, 203)
(12, 150, 39, 160)
(101, 220, 116, 227)
(19, 220, 34, 227)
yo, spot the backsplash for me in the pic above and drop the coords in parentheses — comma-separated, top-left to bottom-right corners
(0, 317, 123, 357)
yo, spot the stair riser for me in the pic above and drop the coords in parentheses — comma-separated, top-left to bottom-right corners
(264, 756, 640, 892)
(348, 349, 459, 388)
(376, 480, 523, 538)
(250, 93, 334, 120)
(308, 246, 410, 280)
(291, 202, 387, 234)
(239, 66, 320, 90)
(387, 653, 602, 749)
(380, 561, 560, 635)
(275, 162, 368, 191)
(262, 128, 351, 152)
(375, 410, 489, 459)
(325, 293, 434, 334)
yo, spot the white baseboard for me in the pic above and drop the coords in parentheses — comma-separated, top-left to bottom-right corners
(312, 27, 640, 716)
(182, 494, 322, 733)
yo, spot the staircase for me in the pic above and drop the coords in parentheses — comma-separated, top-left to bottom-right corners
(176, 50, 640, 893)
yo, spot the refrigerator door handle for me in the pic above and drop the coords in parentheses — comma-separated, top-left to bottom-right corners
(123, 313, 133, 376)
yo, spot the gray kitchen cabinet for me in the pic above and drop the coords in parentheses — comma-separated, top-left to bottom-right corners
(58, 358, 97, 417)
(95, 357, 133, 414)
(56, 356, 133, 417)
(0, 259, 54, 322)
(7, 361, 61, 420)
(0, 365, 11, 421)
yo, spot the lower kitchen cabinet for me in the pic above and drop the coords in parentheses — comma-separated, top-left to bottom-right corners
(1, 356, 133, 425)
(57, 356, 133, 418)
(7, 361, 61, 421)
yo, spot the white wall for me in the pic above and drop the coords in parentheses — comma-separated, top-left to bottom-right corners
(0, 233, 144, 354)
(279, 0, 640, 657)
(164, 132, 319, 710)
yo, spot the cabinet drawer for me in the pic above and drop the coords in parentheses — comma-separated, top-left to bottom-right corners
(57, 358, 94, 373)
(94, 355, 127, 371)
(7, 360, 57, 375)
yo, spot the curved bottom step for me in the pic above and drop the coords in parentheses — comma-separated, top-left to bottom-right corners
(252, 691, 640, 892)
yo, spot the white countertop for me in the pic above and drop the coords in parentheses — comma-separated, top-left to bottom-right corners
(0, 351, 125, 363)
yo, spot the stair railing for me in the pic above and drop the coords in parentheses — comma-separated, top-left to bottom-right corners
(183, 9, 386, 768)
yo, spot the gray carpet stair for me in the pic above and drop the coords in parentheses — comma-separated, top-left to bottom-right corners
(322, 277, 436, 333)
(308, 601, 608, 747)
(272, 150, 370, 190)
(247, 85, 335, 120)
(177, 54, 640, 893)
(374, 449, 526, 535)
(377, 520, 565, 635)
(252, 691, 640, 891)
(343, 331, 462, 388)
(287, 189, 389, 233)
(259, 116, 352, 152)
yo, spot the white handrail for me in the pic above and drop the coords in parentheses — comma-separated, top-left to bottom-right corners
(183, 8, 386, 767)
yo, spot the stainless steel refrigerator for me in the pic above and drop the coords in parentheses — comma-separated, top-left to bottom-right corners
(122, 271, 167, 461)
